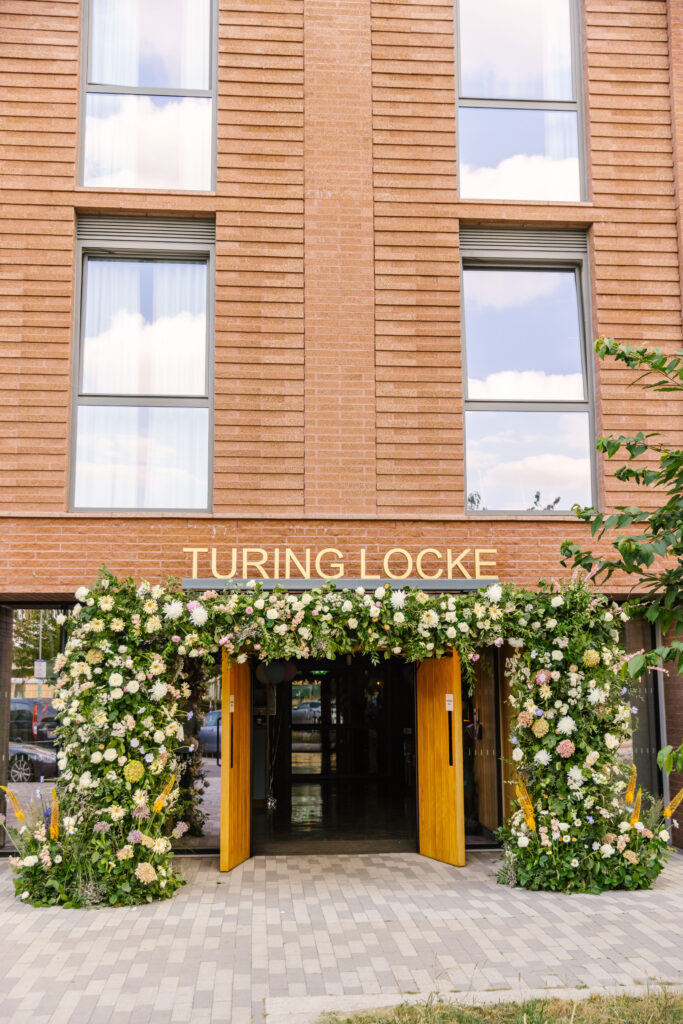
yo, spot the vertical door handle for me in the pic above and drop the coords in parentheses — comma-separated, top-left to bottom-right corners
(447, 709, 453, 767)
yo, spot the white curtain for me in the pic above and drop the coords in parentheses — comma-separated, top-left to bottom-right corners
(90, 0, 138, 85)
(90, 0, 210, 89)
(542, 0, 574, 101)
(84, 93, 212, 191)
(82, 259, 207, 397)
(74, 406, 209, 509)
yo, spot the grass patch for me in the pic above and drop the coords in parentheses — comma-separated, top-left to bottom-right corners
(323, 991, 683, 1024)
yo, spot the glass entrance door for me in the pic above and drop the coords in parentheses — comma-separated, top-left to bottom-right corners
(252, 656, 417, 853)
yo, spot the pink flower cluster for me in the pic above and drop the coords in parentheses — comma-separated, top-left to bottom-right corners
(557, 739, 575, 758)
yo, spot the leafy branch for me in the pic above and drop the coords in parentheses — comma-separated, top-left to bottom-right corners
(560, 337, 683, 770)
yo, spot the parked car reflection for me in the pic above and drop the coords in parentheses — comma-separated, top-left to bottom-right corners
(9, 740, 58, 783)
(198, 709, 221, 756)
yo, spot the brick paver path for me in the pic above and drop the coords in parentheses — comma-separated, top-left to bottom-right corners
(1, 852, 682, 1023)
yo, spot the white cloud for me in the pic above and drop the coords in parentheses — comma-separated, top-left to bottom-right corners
(459, 0, 572, 100)
(460, 154, 580, 203)
(84, 94, 211, 190)
(469, 369, 584, 401)
(464, 269, 563, 312)
(472, 452, 591, 510)
(83, 310, 206, 396)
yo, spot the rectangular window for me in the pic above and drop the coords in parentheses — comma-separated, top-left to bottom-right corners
(461, 227, 594, 513)
(456, 0, 584, 202)
(71, 217, 215, 511)
(81, 0, 215, 190)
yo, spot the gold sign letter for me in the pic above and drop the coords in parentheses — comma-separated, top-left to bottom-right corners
(242, 548, 269, 578)
(416, 548, 443, 580)
(285, 549, 311, 578)
(383, 548, 413, 579)
(183, 547, 208, 578)
(211, 548, 237, 580)
(474, 548, 497, 579)
(360, 549, 380, 579)
(447, 549, 472, 580)
(315, 548, 344, 579)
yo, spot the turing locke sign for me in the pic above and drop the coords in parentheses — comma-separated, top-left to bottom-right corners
(183, 546, 499, 582)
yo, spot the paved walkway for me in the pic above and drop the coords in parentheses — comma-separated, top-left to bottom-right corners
(1, 851, 682, 1024)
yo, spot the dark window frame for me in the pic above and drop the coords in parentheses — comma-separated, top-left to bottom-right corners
(460, 230, 597, 515)
(69, 235, 215, 513)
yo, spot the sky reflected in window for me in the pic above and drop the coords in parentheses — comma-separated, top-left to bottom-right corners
(82, 259, 207, 396)
(84, 94, 212, 190)
(459, 107, 580, 201)
(463, 269, 584, 400)
(459, 0, 573, 101)
(465, 410, 591, 511)
(90, 0, 211, 90)
(74, 406, 209, 509)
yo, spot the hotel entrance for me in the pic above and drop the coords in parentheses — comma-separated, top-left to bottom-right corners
(219, 648, 503, 872)
(251, 656, 417, 854)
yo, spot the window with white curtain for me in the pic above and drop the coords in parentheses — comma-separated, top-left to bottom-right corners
(71, 231, 213, 511)
(456, 0, 584, 202)
(81, 0, 214, 190)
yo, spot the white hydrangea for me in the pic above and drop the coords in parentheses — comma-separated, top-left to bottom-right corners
(75, 586, 89, 602)
(374, 586, 385, 599)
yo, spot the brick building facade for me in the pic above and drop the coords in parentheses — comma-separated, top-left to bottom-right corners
(1, 0, 682, 845)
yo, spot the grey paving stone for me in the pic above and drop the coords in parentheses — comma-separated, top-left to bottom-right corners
(1, 852, 683, 1022)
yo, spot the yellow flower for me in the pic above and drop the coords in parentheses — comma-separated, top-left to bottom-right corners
(629, 788, 642, 827)
(152, 775, 176, 814)
(664, 785, 683, 819)
(0, 786, 25, 823)
(625, 764, 637, 805)
(583, 649, 600, 668)
(531, 718, 549, 738)
(124, 760, 145, 784)
(50, 789, 59, 840)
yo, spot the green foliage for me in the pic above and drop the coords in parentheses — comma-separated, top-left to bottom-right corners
(496, 579, 669, 893)
(560, 336, 683, 771)
(12, 608, 64, 678)
(2, 568, 670, 907)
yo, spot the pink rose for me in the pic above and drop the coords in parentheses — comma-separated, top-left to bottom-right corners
(557, 740, 575, 758)
(172, 635, 181, 643)
(246, 606, 253, 615)
(187, 601, 200, 611)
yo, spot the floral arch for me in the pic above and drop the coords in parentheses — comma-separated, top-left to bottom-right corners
(2, 568, 674, 907)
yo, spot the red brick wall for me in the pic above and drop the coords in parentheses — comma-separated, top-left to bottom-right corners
(0, 0, 681, 586)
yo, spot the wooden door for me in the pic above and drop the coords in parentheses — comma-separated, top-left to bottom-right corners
(416, 653, 465, 866)
(220, 653, 251, 871)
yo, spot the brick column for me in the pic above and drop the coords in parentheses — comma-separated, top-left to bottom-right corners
(303, 0, 377, 514)
(668, 0, 683, 318)
(0, 607, 13, 843)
